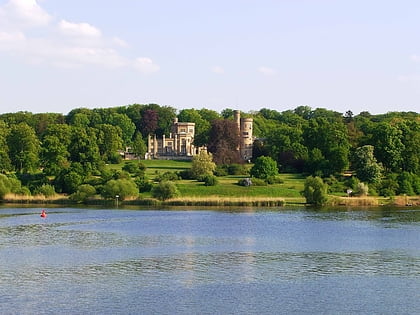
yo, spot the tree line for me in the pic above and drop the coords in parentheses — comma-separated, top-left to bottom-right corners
(0, 103, 419, 200)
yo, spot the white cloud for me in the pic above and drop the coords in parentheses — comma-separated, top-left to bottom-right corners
(112, 37, 129, 48)
(211, 65, 225, 74)
(5, 0, 52, 26)
(258, 66, 277, 76)
(0, 0, 159, 73)
(133, 57, 160, 74)
(59, 19, 101, 37)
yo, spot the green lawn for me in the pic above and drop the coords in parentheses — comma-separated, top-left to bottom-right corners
(115, 159, 306, 203)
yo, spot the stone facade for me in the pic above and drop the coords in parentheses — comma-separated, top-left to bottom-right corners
(147, 111, 253, 160)
(234, 110, 253, 161)
(147, 118, 198, 159)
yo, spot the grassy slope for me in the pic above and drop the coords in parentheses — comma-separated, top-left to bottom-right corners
(125, 159, 306, 204)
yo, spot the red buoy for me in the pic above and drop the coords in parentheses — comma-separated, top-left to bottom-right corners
(40, 209, 47, 218)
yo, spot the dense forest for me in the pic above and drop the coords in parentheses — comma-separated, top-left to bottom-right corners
(0, 104, 419, 201)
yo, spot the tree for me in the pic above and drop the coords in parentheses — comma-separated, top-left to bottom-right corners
(303, 117, 350, 176)
(101, 179, 139, 200)
(96, 124, 123, 163)
(190, 151, 216, 179)
(107, 113, 135, 145)
(140, 109, 158, 137)
(207, 119, 241, 164)
(41, 124, 71, 176)
(0, 121, 12, 172)
(151, 181, 179, 201)
(353, 145, 383, 183)
(303, 176, 328, 206)
(132, 132, 147, 159)
(250, 156, 278, 179)
(7, 122, 40, 173)
(371, 122, 404, 172)
(70, 184, 96, 203)
(68, 127, 101, 174)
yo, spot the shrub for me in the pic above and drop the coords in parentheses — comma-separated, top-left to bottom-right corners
(214, 165, 228, 177)
(70, 184, 96, 203)
(302, 176, 328, 206)
(122, 161, 147, 175)
(356, 182, 369, 196)
(134, 176, 153, 192)
(34, 184, 56, 197)
(155, 171, 179, 182)
(202, 175, 218, 186)
(151, 181, 180, 201)
(178, 169, 194, 180)
(190, 151, 216, 179)
(252, 178, 268, 186)
(250, 156, 278, 179)
(109, 153, 123, 164)
(265, 175, 284, 185)
(227, 164, 249, 175)
(101, 179, 139, 200)
(0, 174, 11, 199)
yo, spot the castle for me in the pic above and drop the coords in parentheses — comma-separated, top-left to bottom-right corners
(147, 110, 253, 160)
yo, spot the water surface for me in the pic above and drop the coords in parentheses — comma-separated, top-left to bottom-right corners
(0, 206, 419, 314)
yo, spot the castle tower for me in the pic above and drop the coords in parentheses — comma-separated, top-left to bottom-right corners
(234, 110, 253, 161)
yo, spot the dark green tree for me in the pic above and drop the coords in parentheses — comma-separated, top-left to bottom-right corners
(68, 127, 101, 174)
(7, 122, 40, 173)
(0, 121, 12, 172)
(132, 132, 147, 159)
(250, 156, 278, 179)
(41, 124, 71, 176)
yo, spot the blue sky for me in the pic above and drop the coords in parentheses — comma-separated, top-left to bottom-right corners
(1, 0, 420, 115)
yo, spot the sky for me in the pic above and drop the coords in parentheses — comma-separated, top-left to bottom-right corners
(1, 0, 420, 115)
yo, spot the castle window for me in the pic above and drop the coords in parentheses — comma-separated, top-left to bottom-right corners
(243, 132, 249, 136)
(180, 128, 186, 133)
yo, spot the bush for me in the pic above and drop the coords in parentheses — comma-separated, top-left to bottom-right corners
(252, 178, 268, 186)
(356, 182, 369, 196)
(155, 171, 179, 182)
(34, 184, 56, 197)
(302, 176, 328, 206)
(134, 176, 153, 192)
(101, 179, 139, 200)
(70, 184, 96, 203)
(214, 165, 228, 177)
(190, 151, 216, 179)
(227, 164, 249, 175)
(109, 153, 122, 164)
(0, 174, 11, 199)
(202, 175, 218, 186)
(151, 181, 180, 201)
(122, 161, 147, 175)
(250, 156, 278, 179)
(265, 175, 284, 185)
(178, 169, 194, 180)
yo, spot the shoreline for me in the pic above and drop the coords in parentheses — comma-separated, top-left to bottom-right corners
(1, 194, 419, 208)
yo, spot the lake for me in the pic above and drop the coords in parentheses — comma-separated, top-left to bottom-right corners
(0, 206, 419, 314)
